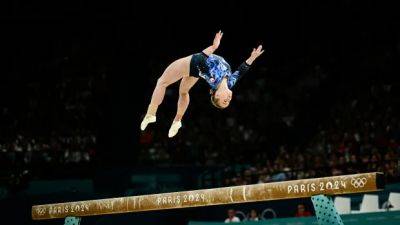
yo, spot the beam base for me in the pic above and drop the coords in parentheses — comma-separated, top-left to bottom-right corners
(311, 195, 344, 225)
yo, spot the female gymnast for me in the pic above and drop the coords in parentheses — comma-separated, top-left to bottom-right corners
(140, 31, 264, 137)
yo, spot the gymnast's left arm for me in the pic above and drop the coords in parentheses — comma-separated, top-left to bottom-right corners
(203, 31, 223, 56)
(245, 45, 264, 65)
(229, 45, 265, 88)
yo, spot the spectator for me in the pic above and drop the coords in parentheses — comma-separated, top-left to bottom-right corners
(295, 204, 312, 217)
(224, 209, 240, 223)
(248, 209, 259, 221)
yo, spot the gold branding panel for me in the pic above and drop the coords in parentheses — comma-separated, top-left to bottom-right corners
(32, 172, 382, 220)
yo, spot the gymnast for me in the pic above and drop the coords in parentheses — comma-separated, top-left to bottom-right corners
(140, 31, 264, 137)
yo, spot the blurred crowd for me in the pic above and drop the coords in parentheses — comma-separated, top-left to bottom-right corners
(139, 57, 399, 184)
(0, 55, 107, 169)
(0, 133, 96, 166)
(1, 36, 399, 187)
(220, 83, 399, 186)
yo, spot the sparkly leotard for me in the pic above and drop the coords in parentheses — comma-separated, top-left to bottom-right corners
(190, 52, 251, 90)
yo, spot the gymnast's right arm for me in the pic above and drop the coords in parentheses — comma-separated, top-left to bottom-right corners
(202, 31, 223, 56)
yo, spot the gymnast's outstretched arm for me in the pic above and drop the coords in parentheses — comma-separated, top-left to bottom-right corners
(228, 45, 265, 88)
(245, 45, 264, 65)
(202, 31, 223, 56)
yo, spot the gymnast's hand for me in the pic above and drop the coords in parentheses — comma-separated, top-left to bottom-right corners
(212, 30, 223, 50)
(246, 45, 264, 65)
(203, 31, 223, 55)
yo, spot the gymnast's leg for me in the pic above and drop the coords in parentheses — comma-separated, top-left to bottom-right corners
(168, 76, 199, 137)
(141, 56, 191, 131)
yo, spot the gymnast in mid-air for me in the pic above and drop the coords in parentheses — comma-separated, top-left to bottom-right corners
(141, 31, 264, 137)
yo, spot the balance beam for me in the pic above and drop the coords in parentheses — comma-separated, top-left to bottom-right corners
(32, 172, 384, 220)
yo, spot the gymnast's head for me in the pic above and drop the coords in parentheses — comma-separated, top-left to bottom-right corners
(210, 87, 232, 109)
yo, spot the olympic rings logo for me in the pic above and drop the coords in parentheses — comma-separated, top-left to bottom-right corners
(350, 177, 367, 188)
(35, 207, 46, 216)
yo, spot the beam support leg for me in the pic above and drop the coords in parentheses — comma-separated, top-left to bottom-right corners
(311, 195, 344, 225)
(64, 216, 81, 225)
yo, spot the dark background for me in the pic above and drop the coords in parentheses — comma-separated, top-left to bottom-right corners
(3, 0, 398, 163)
(0, 1, 399, 225)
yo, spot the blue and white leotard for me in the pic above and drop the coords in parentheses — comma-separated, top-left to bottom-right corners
(190, 52, 251, 91)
